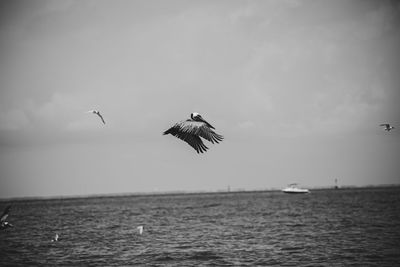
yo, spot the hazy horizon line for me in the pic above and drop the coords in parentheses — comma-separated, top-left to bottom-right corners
(1, 183, 399, 202)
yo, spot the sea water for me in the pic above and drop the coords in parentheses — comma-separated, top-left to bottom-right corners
(1, 187, 399, 266)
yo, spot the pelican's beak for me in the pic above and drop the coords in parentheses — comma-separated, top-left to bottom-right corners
(198, 116, 215, 129)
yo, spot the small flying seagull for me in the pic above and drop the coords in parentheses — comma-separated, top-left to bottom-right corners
(87, 110, 106, 124)
(0, 205, 13, 229)
(163, 112, 223, 153)
(380, 124, 395, 131)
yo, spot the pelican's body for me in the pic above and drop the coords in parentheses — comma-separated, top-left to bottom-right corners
(0, 205, 13, 230)
(380, 124, 395, 131)
(88, 110, 106, 124)
(164, 113, 223, 153)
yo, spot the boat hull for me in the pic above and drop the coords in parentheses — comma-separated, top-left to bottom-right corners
(282, 183, 310, 194)
(282, 189, 310, 194)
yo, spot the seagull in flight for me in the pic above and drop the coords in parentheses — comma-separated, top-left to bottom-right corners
(87, 110, 106, 124)
(380, 124, 395, 131)
(163, 112, 223, 153)
(0, 205, 13, 230)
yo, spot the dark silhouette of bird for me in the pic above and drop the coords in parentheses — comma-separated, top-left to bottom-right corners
(163, 112, 223, 153)
(0, 205, 13, 229)
(87, 110, 106, 124)
(380, 123, 395, 131)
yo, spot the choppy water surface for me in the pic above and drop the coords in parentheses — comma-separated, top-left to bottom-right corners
(1, 187, 400, 266)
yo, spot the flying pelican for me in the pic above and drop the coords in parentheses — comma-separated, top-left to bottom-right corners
(87, 110, 106, 124)
(380, 124, 395, 131)
(0, 205, 13, 229)
(163, 112, 223, 153)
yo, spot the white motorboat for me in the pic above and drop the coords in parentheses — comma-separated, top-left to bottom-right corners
(282, 183, 310, 194)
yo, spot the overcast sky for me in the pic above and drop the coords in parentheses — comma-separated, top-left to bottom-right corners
(0, 0, 399, 198)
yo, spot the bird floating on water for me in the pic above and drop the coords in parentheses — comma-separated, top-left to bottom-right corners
(0, 205, 13, 230)
(163, 112, 223, 153)
(137, 225, 144, 235)
(380, 123, 395, 131)
(51, 233, 59, 242)
(87, 110, 106, 124)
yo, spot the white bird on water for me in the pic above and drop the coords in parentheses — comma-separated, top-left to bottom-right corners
(87, 110, 106, 124)
(137, 225, 144, 235)
(0, 205, 13, 230)
(163, 112, 224, 153)
(380, 123, 395, 131)
(51, 233, 59, 242)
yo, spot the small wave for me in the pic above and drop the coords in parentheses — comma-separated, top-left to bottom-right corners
(186, 250, 222, 261)
(288, 223, 305, 227)
(281, 246, 305, 252)
(201, 203, 221, 208)
(154, 254, 176, 262)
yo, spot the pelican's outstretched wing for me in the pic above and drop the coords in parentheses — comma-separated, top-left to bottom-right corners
(164, 121, 210, 153)
(380, 124, 390, 127)
(0, 205, 11, 223)
(197, 124, 224, 144)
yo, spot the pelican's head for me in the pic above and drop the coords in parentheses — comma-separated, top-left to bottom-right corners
(191, 112, 200, 119)
(191, 112, 215, 129)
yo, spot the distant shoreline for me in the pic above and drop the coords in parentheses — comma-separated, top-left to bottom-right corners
(1, 184, 399, 202)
